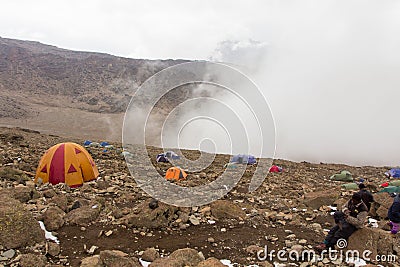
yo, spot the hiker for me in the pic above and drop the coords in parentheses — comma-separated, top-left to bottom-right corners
(388, 193, 400, 234)
(314, 192, 368, 252)
(358, 183, 374, 211)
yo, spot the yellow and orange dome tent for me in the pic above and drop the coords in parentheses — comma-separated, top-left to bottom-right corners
(35, 142, 99, 187)
(165, 167, 187, 181)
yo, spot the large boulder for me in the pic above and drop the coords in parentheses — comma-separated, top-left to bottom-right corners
(0, 194, 44, 249)
(169, 248, 205, 267)
(43, 206, 65, 231)
(141, 248, 160, 262)
(19, 253, 47, 267)
(120, 200, 179, 229)
(99, 250, 141, 267)
(347, 227, 399, 262)
(374, 193, 393, 209)
(303, 188, 341, 209)
(7, 185, 38, 203)
(65, 203, 101, 226)
(210, 200, 246, 220)
(50, 194, 68, 212)
(373, 193, 394, 219)
(80, 255, 103, 267)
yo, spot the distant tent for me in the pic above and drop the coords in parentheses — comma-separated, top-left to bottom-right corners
(156, 153, 169, 163)
(385, 168, 400, 178)
(83, 140, 92, 146)
(100, 141, 110, 147)
(378, 186, 400, 193)
(89, 142, 100, 147)
(224, 162, 238, 169)
(230, 154, 257, 165)
(330, 170, 353, 182)
(165, 167, 187, 181)
(156, 151, 180, 163)
(269, 165, 283, 173)
(165, 151, 180, 160)
(34, 142, 99, 187)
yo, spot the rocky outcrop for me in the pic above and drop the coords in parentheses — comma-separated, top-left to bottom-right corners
(42, 206, 65, 231)
(0, 194, 44, 249)
(119, 199, 179, 229)
(303, 188, 341, 209)
(347, 227, 399, 261)
(210, 200, 246, 220)
(64, 202, 101, 226)
(99, 250, 141, 267)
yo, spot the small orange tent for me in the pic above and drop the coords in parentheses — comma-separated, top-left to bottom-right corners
(35, 142, 99, 187)
(165, 167, 187, 181)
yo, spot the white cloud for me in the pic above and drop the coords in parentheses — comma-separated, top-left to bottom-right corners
(1, 0, 400, 165)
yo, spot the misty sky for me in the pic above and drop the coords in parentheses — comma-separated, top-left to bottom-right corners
(2, 1, 400, 166)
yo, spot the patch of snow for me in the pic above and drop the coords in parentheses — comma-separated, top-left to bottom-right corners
(346, 257, 367, 266)
(139, 258, 151, 267)
(368, 218, 379, 228)
(38, 221, 59, 244)
(220, 259, 259, 267)
(208, 220, 216, 224)
(220, 259, 234, 266)
(328, 205, 337, 210)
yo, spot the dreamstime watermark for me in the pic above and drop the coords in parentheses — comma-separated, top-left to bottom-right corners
(122, 62, 276, 207)
(256, 239, 397, 264)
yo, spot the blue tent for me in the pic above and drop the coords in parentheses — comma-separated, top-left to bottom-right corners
(230, 154, 257, 165)
(386, 168, 400, 178)
(156, 153, 169, 163)
(100, 141, 110, 147)
(83, 140, 92, 146)
(165, 151, 180, 160)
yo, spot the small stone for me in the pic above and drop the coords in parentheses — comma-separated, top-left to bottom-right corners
(221, 228, 226, 232)
(47, 242, 60, 257)
(141, 247, 160, 262)
(207, 237, 215, 243)
(88, 245, 98, 255)
(105, 230, 113, 236)
(286, 234, 296, 240)
(97, 230, 103, 237)
(290, 244, 303, 253)
(299, 239, 307, 245)
(322, 258, 330, 264)
(189, 215, 200, 226)
(199, 206, 211, 213)
(1, 249, 15, 259)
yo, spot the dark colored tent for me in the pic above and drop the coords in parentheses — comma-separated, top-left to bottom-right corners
(156, 153, 169, 163)
(230, 154, 257, 165)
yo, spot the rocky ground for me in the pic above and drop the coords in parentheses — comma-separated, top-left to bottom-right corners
(0, 126, 399, 267)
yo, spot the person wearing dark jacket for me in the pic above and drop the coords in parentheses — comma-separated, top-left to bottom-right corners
(388, 194, 400, 234)
(314, 192, 368, 252)
(358, 183, 374, 211)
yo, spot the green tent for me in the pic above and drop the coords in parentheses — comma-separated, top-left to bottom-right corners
(330, 170, 353, 182)
(378, 186, 400, 193)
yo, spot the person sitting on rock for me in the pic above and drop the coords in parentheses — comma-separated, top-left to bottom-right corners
(358, 183, 374, 211)
(314, 192, 368, 252)
(388, 193, 400, 234)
